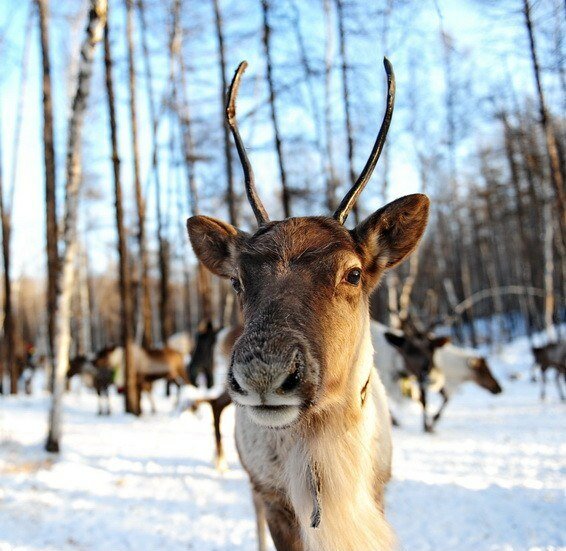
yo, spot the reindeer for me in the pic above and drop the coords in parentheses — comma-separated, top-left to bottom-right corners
(187, 59, 429, 551)
(67, 353, 114, 415)
(532, 342, 565, 401)
(187, 324, 242, 471)
(92, 344, 188, 413)
(374, 323, 502, 432)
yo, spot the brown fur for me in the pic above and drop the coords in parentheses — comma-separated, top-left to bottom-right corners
(187, 193, 429, 550)
(532, 343, 566, 401)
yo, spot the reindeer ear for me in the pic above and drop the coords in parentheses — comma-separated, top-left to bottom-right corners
(187, 216, 244, 278)
(353, 194, 429, 283)
(384, 332, 406, 349)
(429, 336, 450, 350)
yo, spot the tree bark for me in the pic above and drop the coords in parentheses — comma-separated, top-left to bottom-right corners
(137, 0, 171, 344)
(36, 0, 59, 384)
(104, 10, 139, 415)
(125, 0, 152, 347)
(173, 0, 212, 324)
(46, 0, 108, 452)
(212, 0, 238, 226)
(261, 0, 291, 218)
(523, 0, 566, 240)
(323, 0, 338, 212)
(335, 0, 359, 224)
(2, 8, 34, 394)
(0, 133, 15, 395)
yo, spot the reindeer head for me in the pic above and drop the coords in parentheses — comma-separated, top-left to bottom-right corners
(468, 357, 502, 394)
(188, 60, 429, 428)
(384, 331, 449, 381)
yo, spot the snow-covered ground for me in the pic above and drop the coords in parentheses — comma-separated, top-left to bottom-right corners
(0, 336, 564, 551)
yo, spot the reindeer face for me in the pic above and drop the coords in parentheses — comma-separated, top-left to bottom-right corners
(188, 196, 429, 428)
(469, 358, 502, 394)
(384, 332, 449, 381)
(187, 58, 429, 428)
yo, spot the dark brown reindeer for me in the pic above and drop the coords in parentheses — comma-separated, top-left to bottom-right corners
(187, 324, 242, 471)
(382, 327, 502, 431)
(72, 344, 188, 414)
(187, 59, 429, 551)
(532, 342, 565, 401)
(67, 353, 114, 415)
(381, 329, 449, 432)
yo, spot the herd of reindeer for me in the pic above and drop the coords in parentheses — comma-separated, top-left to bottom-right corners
(8, 59, 566, 550)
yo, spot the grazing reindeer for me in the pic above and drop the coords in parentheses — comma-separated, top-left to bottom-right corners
(94, 344, 188, 413)
(187, 324, 242, 470)
(376, 323, 502, 431)
(67, 354, 114, 415)
(532, 343, 565, 401)
(187, 59, 429, 551)
(373, 323, 449, 432)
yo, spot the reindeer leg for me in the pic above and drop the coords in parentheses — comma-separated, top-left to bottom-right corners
(432, 387, 449, 427)
(540, 368, 547, 401)
(419, 382, 432, 433)
(390, 411, 400, 427)
(252, 489, 268, 551)
(554, 370, 565, 401)
(149, 388, 157, 414)
(261, 492, 303, 551)
(175, 378, 184, 409)
(212, 392, 231, 471)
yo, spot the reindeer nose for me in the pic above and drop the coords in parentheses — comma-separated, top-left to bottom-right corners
(279, 365, 301, 392)
(228, 344, 306, 400)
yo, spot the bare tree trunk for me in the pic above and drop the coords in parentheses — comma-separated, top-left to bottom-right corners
(0, 133, 15, 395)
(1, 9, 33, 394)
(500, 111, 538, 332)
(174, 0, 212, 324)
(323, 0, 338, 212)
(104, 12, 139, 414)
(290, 0, 327, 208)
(76, 244, 92, 355)
(261, 0, 291, 218)
(46, 0, 108, 452)
(125, 0, 152, 347)
(36, 0, 59, 387)
(212, 0, 238, 226)
(335, 0, 359, 224)
(523, 0, 566, 239)
(543, 201, 557, 340)
(137, 0, 171, 344)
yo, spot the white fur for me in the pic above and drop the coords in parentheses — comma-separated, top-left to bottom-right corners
(236, 321, 394, 551)
(166, 331, 193, 359)
(245, 405, 301, 427)
(432, 343, 478, 394)
(370, 321, 483, 400)
(371, 322, 406, 404)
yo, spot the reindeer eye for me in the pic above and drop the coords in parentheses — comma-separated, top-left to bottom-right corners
(345, 268, 362, 285)
(230, 277, 242, 293)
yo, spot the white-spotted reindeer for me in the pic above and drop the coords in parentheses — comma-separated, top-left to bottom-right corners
(187, 59, 430, 551)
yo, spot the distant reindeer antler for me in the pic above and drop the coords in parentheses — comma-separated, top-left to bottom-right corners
(333, 57, 395, 225)
(226, 61, 270, 226)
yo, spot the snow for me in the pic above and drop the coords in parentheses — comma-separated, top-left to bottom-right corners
(1, 335, 564, 551)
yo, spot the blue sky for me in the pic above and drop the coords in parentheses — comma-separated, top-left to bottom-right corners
(0, 0, 561, 279)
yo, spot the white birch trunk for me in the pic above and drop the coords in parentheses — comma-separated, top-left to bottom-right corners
(45, 0, 107, 453)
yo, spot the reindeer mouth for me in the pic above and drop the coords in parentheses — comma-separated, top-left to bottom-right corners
(246, 404, 300, 428)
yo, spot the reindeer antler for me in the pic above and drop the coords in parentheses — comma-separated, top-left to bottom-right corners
(333, 57, 395, 225)
(226, 61, 269, 226)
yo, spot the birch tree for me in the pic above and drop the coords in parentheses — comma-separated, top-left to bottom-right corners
(104, 5, 139, 414)
(36, 0, 59, 380)
(46, 0, 108, 452)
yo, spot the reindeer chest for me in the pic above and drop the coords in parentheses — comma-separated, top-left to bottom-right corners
(235, 409, 299, 492)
